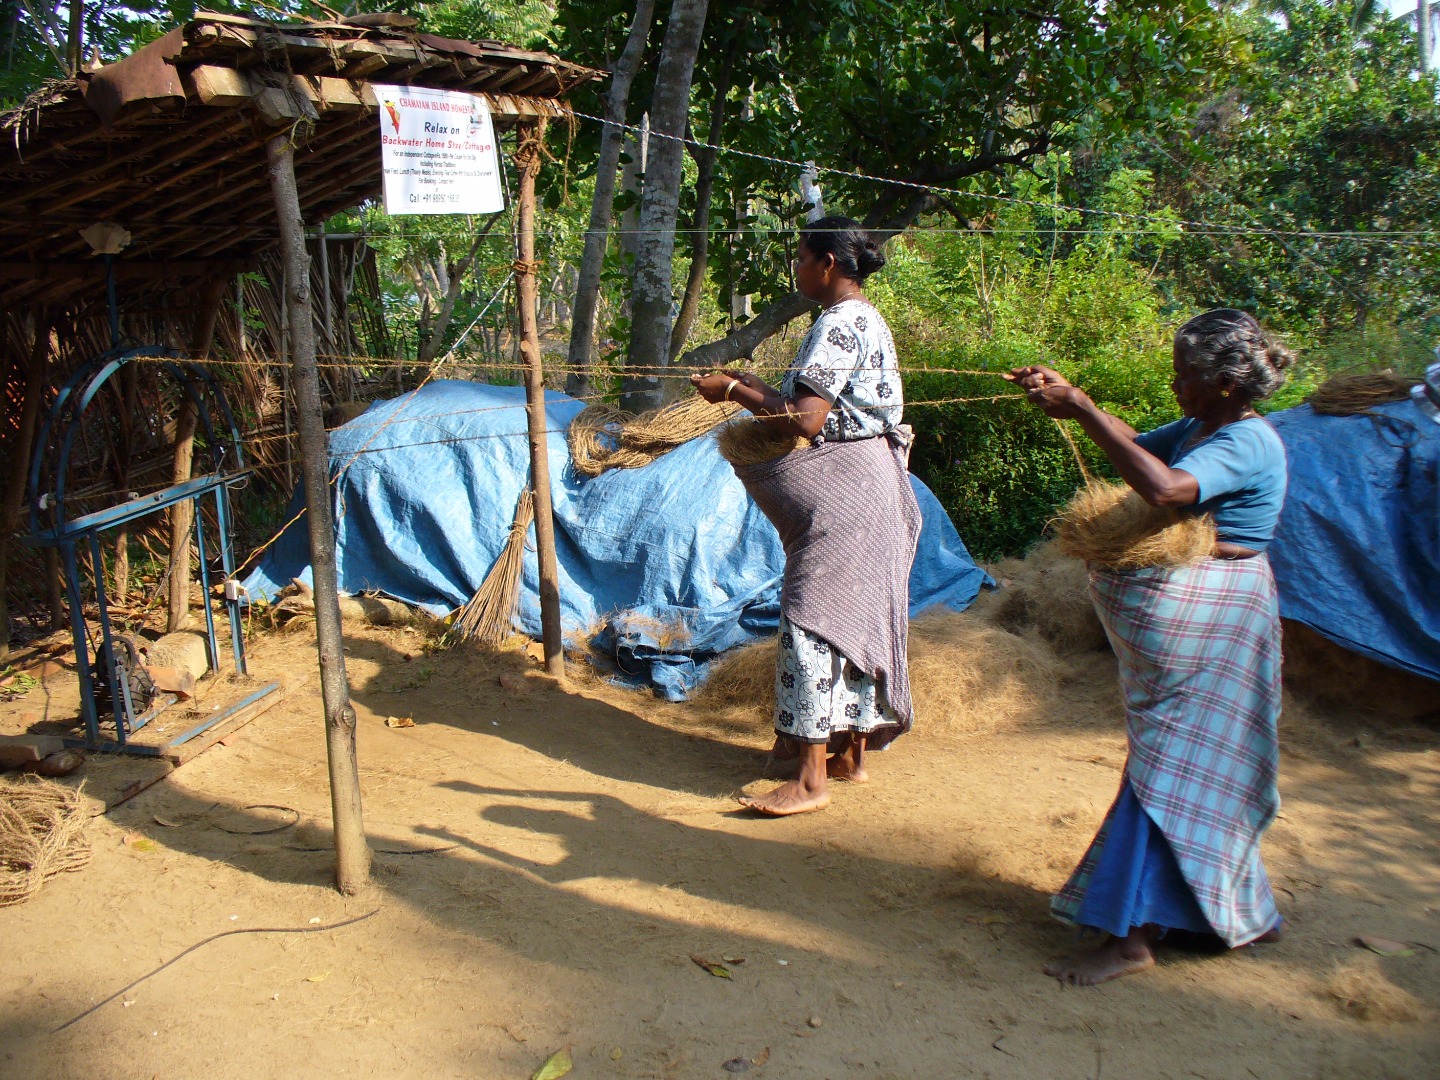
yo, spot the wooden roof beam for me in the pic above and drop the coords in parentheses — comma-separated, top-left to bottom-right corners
(0, 109, 244, 216)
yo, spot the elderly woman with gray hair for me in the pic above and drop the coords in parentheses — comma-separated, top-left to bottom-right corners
(1009, 308, 1293, 985)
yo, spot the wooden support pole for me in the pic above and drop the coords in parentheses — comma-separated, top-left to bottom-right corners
(166, 276, 228, 633)
(266, 130, 370, 894)
(513, 119, 565, 680)
(0, 311, 51, 663)
(318, 220, 334, 357)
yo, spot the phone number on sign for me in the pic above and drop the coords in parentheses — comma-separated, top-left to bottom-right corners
(408, 192, 463, 204)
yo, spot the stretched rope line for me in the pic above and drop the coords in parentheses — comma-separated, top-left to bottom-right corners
(565, 108, 1424, 245)
(70, 220, 1440, 241)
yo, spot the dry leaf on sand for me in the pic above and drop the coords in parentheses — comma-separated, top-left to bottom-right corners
(690, 953, 732, 979)
(530, 1046, 572, 1080)
(1357, 935, 1415, 957)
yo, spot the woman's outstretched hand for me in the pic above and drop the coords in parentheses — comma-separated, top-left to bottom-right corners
(691, 369, 747, 404)
(1006, 365, 1087, 419)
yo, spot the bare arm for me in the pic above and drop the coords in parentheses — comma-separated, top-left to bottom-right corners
(1007, 366, 1199, 508)
(691, 368, 830, 439)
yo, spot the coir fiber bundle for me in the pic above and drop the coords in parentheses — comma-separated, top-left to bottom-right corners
(1053, 480, 1216, 570)
(1307, 372, 1420, 417)
(569, 396, 740, 476)
(715, 418, 810, 467)
(0, 775, 92, 906)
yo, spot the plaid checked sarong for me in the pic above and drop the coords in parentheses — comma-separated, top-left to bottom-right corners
(1052, 557, 1282, 946)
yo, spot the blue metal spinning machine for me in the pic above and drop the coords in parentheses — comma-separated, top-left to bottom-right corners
(24, 271, 279, 756)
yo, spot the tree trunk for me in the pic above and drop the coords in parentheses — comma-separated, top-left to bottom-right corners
(566, 0, 657, 398)
(514, 120, 566, 680)
(668, 38, 737, 367)
(622, 0, 710, 412)
(0, 312, 50, 663)
(417, 212, 504, 365)
(67, 0, 83, 75)
(618, 114, 649, 271)
(266, 131, 370, 896)
(678, 290, 817, 372)
(1421, 0, 1432, 72)
(166, 276, 227, 632)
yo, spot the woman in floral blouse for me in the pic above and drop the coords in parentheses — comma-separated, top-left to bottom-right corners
(692, 216, 920, 815)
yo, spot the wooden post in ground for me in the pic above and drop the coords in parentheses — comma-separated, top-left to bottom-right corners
(266, 130, 370, 893)
(0, 311, 50, 663)
(166, 275, 228, 632)
(513, 119, 565, 679)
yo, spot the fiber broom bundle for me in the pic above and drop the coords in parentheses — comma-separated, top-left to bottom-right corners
(715, 416, 810, 467)
(569, 395, 741, 477)
(447, 489, 535, 647)
(1053, 480, 1216, 571)
(0, 776, 92, 906)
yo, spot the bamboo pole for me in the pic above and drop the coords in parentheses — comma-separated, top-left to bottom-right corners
(513, 119, 565, 679)
(166, 275, 227, 632)
(265, 130, 370, 893)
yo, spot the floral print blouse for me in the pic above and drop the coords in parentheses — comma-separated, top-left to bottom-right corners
(779, 299, 903, 442)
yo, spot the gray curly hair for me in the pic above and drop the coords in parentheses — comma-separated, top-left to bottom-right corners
(1174, 309, 1294, 401)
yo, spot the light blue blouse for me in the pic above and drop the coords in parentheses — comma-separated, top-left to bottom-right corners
(1135, 416, 1288, 550)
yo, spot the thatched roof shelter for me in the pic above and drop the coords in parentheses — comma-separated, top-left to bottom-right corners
(0, 11, 600, 311)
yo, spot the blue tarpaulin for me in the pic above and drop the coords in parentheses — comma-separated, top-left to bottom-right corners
(243, 381, 993, 698)
(1267, 399, 1440, 681)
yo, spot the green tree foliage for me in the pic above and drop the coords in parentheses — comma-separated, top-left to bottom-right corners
(1099, 0, 1440, 335)
(867, 163, 1189, 558)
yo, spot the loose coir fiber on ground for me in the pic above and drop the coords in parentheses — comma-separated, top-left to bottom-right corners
(694, 607, 1068, 737)
(687, 538, 1435, 740)
(1326, 956, 1425, 1023)
(0, 775, 91, 907)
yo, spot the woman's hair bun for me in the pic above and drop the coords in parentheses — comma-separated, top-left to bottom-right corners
(1265, 340, 1294, 371)
(857, 240, 887, 277)
(800, 215, 887, 282)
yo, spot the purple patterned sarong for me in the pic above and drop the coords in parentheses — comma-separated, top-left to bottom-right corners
(733, 432, 922, 728)
(1052, 557, 1282, 947)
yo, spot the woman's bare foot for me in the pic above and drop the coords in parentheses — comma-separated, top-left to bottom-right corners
(738, 780, 831, 816)
(1043, 928, 1156, 986)
(741, 744, 830, 816)
(826, 735, 868, 782)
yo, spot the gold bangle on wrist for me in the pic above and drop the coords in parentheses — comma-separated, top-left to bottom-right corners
(724, 378, 740, 402)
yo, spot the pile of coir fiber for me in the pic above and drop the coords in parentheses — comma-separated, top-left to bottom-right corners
(684, 538, 1437, 740)
(694, 607, 1072, 738)
(1307, 372, 1420, 417)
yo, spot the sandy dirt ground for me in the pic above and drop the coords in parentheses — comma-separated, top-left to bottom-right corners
(1, 605, 1437, 1080)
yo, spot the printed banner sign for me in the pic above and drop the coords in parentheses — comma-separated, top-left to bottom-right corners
(374, 84, 504, 215)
